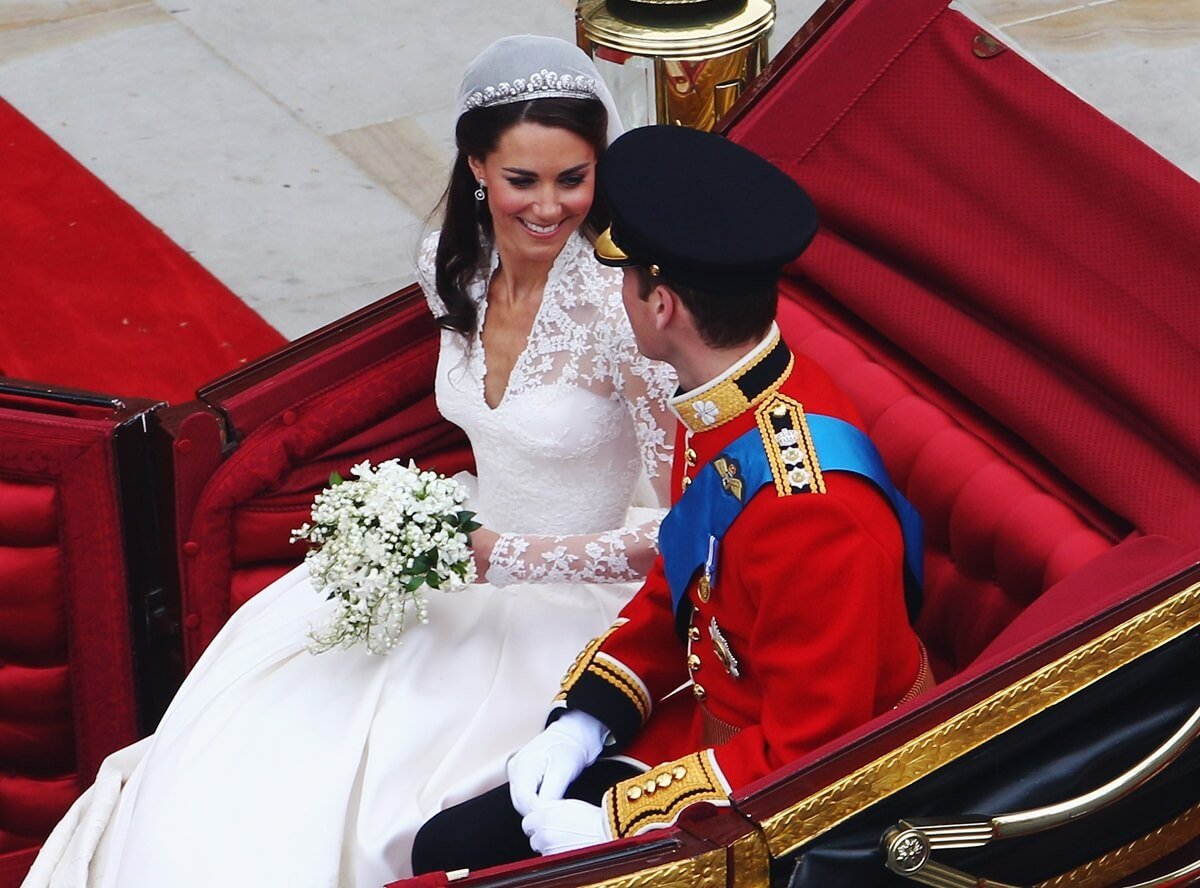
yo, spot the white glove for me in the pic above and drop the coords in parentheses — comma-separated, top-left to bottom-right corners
(521, 799, 611, 856)
(508, 710, 608, 816)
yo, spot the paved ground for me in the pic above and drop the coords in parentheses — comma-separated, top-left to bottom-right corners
(1, 0, 1196, 339)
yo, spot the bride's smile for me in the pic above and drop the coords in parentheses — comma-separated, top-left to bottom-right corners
(469, 121, 596, 266)
(518, 217, 563, 236)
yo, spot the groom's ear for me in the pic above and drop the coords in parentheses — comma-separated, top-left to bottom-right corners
(651, 283, 679, 332)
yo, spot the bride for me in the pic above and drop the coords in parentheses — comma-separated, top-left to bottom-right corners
(24, 35, 674, 888)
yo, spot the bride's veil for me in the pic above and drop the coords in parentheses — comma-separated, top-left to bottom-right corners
(455, 34, 625, 144)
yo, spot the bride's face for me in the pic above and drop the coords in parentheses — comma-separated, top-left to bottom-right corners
(469, 121, 597, 267)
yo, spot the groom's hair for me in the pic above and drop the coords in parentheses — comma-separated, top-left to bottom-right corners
(632, 266, 777, 349)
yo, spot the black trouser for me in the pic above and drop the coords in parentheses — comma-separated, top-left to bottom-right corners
(411, 758, 640, 874)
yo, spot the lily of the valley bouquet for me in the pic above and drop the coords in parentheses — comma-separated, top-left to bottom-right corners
(292, 459, 480, 655)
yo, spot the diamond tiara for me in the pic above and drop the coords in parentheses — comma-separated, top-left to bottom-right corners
(462, 69, 599, 111)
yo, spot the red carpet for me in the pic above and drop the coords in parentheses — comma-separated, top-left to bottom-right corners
(0, 98, 286, 405)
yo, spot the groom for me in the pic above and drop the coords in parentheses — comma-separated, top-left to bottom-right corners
(411, 125, 929, 870)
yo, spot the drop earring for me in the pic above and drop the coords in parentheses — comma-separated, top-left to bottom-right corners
(475, 181, 486, 201)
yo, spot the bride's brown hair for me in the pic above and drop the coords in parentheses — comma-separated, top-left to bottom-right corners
(433, 97, 610, 336)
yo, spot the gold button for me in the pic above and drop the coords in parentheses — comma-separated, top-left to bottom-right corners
(681, 476, 692, 490)
(684, 448, 697, 465)
(656, 772, 673, 788)
(688, 625, 701, 642)
(627, 785, 643, 801)
(693, 683, 707, 701)
(697, 573, 711, 603)
(687, 653, 701, 672)
(672, 766, 687, 780)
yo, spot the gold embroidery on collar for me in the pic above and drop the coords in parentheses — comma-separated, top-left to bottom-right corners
(673, 332, 793, 433)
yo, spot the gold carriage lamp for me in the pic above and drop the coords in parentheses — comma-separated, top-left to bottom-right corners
(575, 0, 776, 131)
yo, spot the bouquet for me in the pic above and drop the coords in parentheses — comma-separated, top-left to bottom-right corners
(291, 459, 480, 654)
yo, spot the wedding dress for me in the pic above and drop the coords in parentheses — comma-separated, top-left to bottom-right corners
(23, 230, 674, 888)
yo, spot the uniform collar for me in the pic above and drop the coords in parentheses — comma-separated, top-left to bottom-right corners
(670, 323, 793, 433)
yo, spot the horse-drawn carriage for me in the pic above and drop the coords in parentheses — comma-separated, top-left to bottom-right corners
(2, 0, 1198, 885)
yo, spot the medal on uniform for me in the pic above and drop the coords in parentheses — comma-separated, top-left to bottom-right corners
(709, 617, 740, 678)
(698, 535, 718, 602)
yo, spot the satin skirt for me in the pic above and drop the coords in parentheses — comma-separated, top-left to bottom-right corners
(24, 554, 641, 888)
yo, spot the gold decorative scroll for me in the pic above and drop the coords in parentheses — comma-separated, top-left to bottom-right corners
(580, 847, 727, 888)
(730, 829, 772, 888)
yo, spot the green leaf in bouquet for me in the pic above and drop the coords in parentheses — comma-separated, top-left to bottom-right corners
(455, 510, 482, 533)
(404, 575, 425, 593)
(410, 556, 429, 573)
(425, 569, 442, 589)
(329, 471, 344, 486)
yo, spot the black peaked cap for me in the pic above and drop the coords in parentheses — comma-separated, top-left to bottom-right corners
(595, 125, 818, 296)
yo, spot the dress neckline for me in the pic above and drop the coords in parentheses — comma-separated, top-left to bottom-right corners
(473, 231, 587, 412)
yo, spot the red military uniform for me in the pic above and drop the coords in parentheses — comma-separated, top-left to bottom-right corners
(555, 325, 929, 839)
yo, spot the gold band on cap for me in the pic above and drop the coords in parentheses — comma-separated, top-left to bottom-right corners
(594, 226, 631, 265)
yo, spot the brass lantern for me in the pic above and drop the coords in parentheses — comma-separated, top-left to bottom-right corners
(576, 0, 775, 131)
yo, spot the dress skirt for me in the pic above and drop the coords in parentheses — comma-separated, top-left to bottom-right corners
(23, 514, 654, 888)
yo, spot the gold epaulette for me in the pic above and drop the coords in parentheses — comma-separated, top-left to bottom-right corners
(603, 750, 732, 838)
(755, 392, 825, 497)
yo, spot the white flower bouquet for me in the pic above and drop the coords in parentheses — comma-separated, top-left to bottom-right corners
(292, 459, 480, 654)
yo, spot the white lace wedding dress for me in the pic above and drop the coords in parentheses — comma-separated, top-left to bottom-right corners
(23, 230, 674, 888)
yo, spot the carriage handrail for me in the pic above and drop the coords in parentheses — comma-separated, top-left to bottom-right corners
(882, 701, 1200, 886)
(0, 377, 126, 410)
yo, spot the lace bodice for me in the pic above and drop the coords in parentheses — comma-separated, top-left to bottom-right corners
(417, 231, 675, 585)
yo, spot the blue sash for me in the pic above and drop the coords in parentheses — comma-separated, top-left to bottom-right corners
(658, 415, 924, 621)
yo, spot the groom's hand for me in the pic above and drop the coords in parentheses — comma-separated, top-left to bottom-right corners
(521, 799, 611, 856)
(508, 710, 607, 816)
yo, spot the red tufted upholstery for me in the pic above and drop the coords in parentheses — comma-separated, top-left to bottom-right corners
(0, 397, 146, 882)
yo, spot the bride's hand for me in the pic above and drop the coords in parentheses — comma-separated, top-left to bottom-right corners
(470, 527, 500, 583)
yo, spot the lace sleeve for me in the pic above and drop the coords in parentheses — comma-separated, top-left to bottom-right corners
(485, 516, 663, 586)
(416, 230, 446, 317)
